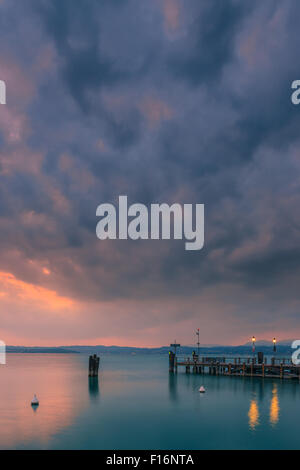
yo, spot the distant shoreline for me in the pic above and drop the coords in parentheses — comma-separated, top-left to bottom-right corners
(6, 344, 293, 355)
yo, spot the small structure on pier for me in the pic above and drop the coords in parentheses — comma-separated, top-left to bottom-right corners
(170, 340, 180, 355)
(169, 341, 180, 373)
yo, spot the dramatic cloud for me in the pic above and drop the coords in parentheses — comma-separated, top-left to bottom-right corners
(0, 0, 299, 346)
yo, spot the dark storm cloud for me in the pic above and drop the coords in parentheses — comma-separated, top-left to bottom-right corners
(33, 0, 158, 148)
(0, 0, 300, 344)
(168, 0, 252, 85)
(35, 0, 120, 109)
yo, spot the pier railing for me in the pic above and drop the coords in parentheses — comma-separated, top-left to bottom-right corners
(175, 354, 294, 365)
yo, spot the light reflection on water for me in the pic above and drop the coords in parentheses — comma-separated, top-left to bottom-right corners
(0, 354, 299, 449)
(270, 384, 280, 426)
(0, 354, 88, 449)
(247, 383, 280, 431)
(248, 398, 259, 430)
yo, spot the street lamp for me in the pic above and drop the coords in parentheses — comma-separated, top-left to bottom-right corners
(252, 336, 256, 354)
(273, 337, 277, 353)
(196, 328, 200, 357)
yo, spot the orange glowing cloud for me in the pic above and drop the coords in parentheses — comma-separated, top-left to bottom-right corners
(0, 271, 74, 311)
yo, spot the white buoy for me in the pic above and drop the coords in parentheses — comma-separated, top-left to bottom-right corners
(199, 386, 206, 393)
(31, 394, 39, 406)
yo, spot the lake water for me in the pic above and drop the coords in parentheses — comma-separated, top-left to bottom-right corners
(0, 353, 300, 449)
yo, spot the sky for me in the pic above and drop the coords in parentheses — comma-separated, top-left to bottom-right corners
(0, 0, 300, 347)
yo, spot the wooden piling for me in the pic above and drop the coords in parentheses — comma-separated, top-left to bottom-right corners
(89, 354, 100, 377)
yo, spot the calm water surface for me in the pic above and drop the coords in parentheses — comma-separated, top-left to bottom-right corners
(0, 353, 299, 449)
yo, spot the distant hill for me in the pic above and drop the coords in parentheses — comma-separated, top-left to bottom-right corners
(60, 344, 293, 356)
(7, 346, 79, 354)
(6, 342, 294, 355)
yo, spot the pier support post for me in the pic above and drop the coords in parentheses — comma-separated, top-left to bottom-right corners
(169, 351, 175, 373)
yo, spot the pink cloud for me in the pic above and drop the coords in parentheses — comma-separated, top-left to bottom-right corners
(0, 108, 30, 144)
(0, 146, 42, 174)
(161, 0, 181, 33)
(59, 153, 96, 192)
(139, 96, 174, 128)
(0, 57, 34, 106)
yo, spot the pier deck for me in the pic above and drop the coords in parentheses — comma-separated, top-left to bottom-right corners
(169, 353, 300, 380)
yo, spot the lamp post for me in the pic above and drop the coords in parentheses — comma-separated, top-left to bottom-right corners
(273, 337, 276, 353)
(196, 328, 200, 357)
(252, 336, 256, 355)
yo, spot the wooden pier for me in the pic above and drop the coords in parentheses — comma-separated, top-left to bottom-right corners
(169, 351, 300, 380)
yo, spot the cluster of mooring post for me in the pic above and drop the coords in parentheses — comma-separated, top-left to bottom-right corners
(88, 354, 100, 377)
